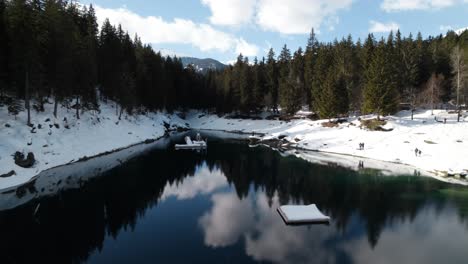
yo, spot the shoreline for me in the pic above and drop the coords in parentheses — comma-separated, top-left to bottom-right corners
(0, 100, 188, 191)
(0, 133, 188, 211)
(0, 134, 168, 194)
(188, 110, 468, 185)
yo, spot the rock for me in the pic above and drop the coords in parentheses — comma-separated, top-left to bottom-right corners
(278, 135, 287, 140)
(45, 118, 50, 122)
(177, 126, 190, 132)
(38, 124, 42, 129)
(30, 128, 36, 133)
(14, 152, 36, 168)
(0, 170, 16, 178)
(163, 122, 170, 130)
(65, 125, 70, 129)
(5, 123, 11, 128)
(54, 123, 60, 129)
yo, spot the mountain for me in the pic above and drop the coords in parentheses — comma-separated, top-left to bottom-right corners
(180, 57, 227, 73)
(455, 27, 468, 36)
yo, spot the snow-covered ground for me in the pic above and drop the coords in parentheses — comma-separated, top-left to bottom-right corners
(2, 101, 467, 192)
(187, 110, 468, 181)
(0, 100, 187, 190)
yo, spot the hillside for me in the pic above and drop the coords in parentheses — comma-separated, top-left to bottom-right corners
(180, 57, 227, 73)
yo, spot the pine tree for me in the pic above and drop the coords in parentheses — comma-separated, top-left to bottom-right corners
(362, 40, 399, 118)
(0, 0, 9, 96)
(265, 48, 278, 112)
(6, 0, 41, 125)
(278, 45, 295, 114)
(312, 45, 349, 119)
(252, 57, 266, 111)
(305, 28, 319, 108)
(239, 56, 253, 112)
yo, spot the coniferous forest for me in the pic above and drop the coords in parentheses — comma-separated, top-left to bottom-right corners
(0, 0, 467, 125)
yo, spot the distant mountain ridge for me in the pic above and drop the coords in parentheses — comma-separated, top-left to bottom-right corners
(180, 57, 227, 73)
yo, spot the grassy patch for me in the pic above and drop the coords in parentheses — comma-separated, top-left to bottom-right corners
(321, 121, 339, 128)
(360, 119, 387, 131)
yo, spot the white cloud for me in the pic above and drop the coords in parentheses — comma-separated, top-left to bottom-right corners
(200, 0, 353, 34)
(201, 0, 257, 26)
(369, 20, 400, 33)
(235, 38, 260, 56)
(94, 5, 259, 56)
(256, 0, 353, 34)
(439, 25, 453, 32)
(381, 0, 464, 12)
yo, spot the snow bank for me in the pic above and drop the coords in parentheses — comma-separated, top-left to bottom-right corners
(0, 100, 187, 190)
(0, 134, 186, 211)
(187, 110, 468, 181)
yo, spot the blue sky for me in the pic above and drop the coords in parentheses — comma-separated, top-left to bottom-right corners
(83, 0, 468, 64)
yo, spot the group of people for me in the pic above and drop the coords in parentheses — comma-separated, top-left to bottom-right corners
(414, 148, 422, 157)
(358, 142, 365, 150)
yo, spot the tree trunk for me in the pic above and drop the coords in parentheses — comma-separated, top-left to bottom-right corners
(119, 107, 124, 120)
(457, 67, 460, 107)
(76, 95, 80, 119)
(430, 80, 434, 116)
(411, 108, 414, 120)
(54, 97, 59, 118)
(25, 69, 31, 126)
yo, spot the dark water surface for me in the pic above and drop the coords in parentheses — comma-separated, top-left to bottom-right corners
(1, 138, 468, 264)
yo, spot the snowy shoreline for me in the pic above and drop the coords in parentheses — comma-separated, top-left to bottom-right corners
(188, 110, 468, 184)
(2, 102, 468, 192)
(0, 101, 188, 191)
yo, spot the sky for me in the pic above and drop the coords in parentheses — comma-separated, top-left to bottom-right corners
(82, 0, 468, 64)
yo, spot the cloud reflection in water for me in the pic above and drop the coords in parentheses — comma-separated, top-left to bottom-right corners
(191, 165, 468, 264)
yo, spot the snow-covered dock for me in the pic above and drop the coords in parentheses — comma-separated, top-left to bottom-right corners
(175, 135, 207, 150)
(278, 204, 330, 225)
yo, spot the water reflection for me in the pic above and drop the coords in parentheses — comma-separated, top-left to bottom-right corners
(0, 139, 467, 263)
(161, 165, 227, 201)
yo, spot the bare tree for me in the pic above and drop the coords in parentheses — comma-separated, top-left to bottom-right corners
(419, 73, 444, 115)
(451, 45, 467, 121)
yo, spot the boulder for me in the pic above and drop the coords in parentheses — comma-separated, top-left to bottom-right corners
(14, 152, 36, 168)
(0, 170, 16, 178)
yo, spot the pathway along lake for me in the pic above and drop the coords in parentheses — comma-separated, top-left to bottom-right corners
(1, 136, 468, 264)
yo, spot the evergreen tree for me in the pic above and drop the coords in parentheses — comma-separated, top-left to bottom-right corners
(362, 40, 399, 118)
(265, 48, 278, 112)
(6, 0, 41, 125)
(239, 56, 253, 112)
(252, 57, 266, 111)
(304, 28, 319, 108)
(0, 0, 9, 96)
(278, 45, 295, 114)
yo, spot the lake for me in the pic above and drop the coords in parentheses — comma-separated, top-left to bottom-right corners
(1, 135, 468, 264)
